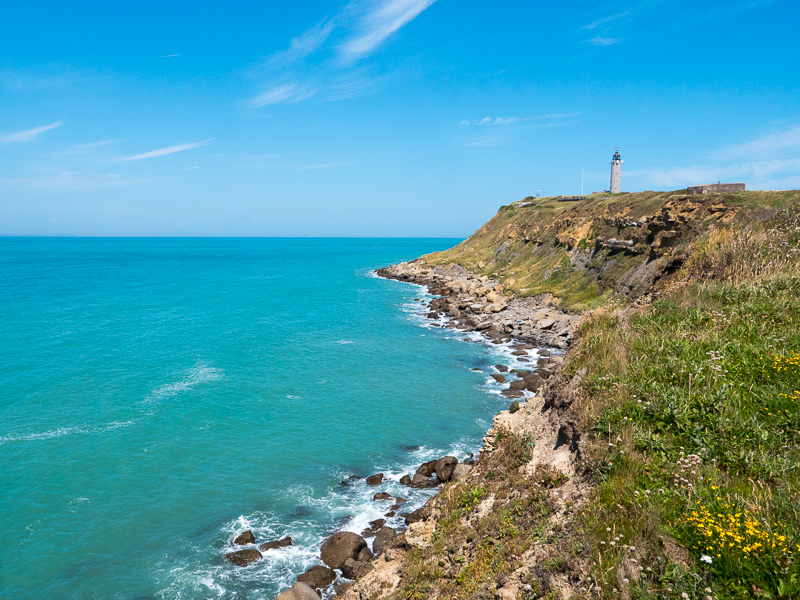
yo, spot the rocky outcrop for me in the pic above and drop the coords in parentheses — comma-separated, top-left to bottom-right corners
(225, 548, 262, 567)
(434, 456, 457, 483)
(260, 537, 292, 552)
(233, 530, 256, 545)
(365, 473, 384, 485)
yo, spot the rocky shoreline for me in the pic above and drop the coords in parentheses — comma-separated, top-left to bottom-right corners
(229, 259, 582, 600)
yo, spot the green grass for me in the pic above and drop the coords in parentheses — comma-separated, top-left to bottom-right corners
(565, 203, 800, 599)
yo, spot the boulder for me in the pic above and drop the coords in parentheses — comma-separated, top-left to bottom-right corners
(260, 537, 293, 552)
(392, 496, 407, 504)
(490, 374, 506, 383)
(399, 474, 412, 486)
(225, 549, 262, 567)
(537, 319, 556, 330)
(434, 456, 458, 482)
(275, 582, 320, 600)
(416, 460, 438, 477)
(373, 527, 397, 555)
(320, 532, 367, 570)
(452, 463, 473, 481)
(296, 565, 336, 589)
(357, 547, 374, 563)
(411, 474, 431, 488)
(539, 349, 551, 357)
(233, 530, 256, 546)
(501, 390, 524, 399)
(524, 374, 544, 392)
(508, 380, 527, 391)
(405, 508, 425, 524)
(495, 365, 509, 372)
(333, 583, 353, 596)
(515, 370, 532, 377)
(365, 473, 384, 485)
(341, 558, 371, 580)
(511, 350, 528, 356)
(373, 492, 393, 500)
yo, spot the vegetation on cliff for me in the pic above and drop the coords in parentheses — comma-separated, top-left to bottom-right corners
(396, 191, 800, 599)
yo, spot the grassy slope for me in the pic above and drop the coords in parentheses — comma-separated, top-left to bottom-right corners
(398, 191, 800, 599)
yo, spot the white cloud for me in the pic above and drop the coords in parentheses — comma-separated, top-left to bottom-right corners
(250, 82, 316, 107)
(589, 37, 619, 46)
(0, 121, 62, 142)
(248, 0, 436, 106)
(124, 140, 212, 160)
(67, 139, 123, 151)
(340, 0, 437, 58)
(581, 11, 630, 30)
(718, 124, 800, 159)
(459, 113, 581, 126)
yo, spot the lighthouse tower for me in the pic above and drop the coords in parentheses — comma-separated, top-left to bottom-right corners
(610, 148, 622, 193)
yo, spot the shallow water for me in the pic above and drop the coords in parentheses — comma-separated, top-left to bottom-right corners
(0, 238, 535, 600)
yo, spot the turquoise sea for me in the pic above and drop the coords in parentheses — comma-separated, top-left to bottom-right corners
(0, 238, 528, 600)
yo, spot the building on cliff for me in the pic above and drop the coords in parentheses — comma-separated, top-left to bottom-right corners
(610, 148, 622, 193)
(687, 182, 746, 194)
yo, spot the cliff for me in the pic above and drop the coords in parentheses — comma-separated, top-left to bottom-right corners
(420, 190, 800, 311)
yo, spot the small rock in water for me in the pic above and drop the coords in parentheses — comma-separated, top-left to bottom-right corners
(225, 549, 262, 567)
(491, 374, 506, 383)
(233, 530, 256, 546)
(365, 473, 384, 485)
(495, 365, 509, 372)
(399, 474, 412, 486)
(501, 390, 524, 399)
(373, 492, 392, 500)
(470, 367, 482, 372)
(260, 536, 292, 551)
(339, 475, 360, 487)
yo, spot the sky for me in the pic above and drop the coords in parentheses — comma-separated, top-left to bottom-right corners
(1, 0, 798, 236)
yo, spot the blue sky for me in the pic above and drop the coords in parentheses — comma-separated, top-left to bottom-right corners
(1, 0, 798, 236)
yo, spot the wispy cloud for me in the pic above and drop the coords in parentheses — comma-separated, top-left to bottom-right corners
(0, 121, 62, 142)
(157, 54, 180, 58)
(341, 0, 437, 59)
(2, 171, 149, 191)
(626, 124, 800, 191)
(248, 0, 437, 106)
(581, 11, 630, 30)
(124, 140, 212, 161)
(588, 36, 619, 46)
(717, 124, 800, 159)
(67, 139, 123, 151)
(459, 113, 581, 126)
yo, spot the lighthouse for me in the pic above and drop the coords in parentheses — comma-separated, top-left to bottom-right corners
(610, 148, 622, 193)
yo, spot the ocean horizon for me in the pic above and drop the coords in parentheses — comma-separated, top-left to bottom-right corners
(0, 237, 530, 600)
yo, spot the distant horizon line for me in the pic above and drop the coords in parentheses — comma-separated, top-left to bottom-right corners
(0, 234, 467, 239)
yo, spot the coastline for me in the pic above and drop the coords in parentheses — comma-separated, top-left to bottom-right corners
(262, 260, 585, 600)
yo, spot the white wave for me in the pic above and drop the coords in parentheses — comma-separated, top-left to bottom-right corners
(335, 340, 354, 344)
(0, 420, 134, 445)
(286, 395, 302, 400)
(145, 364, 223, 402)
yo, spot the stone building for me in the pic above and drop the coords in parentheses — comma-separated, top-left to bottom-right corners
(687, 183, 745, 194)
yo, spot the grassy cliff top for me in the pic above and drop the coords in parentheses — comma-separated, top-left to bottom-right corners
(422, 190, 800, 312)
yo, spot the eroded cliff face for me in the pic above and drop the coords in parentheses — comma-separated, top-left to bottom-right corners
(421, 191, 748, 310)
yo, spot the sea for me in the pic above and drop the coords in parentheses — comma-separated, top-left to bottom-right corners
(0, 238, 534, 600)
